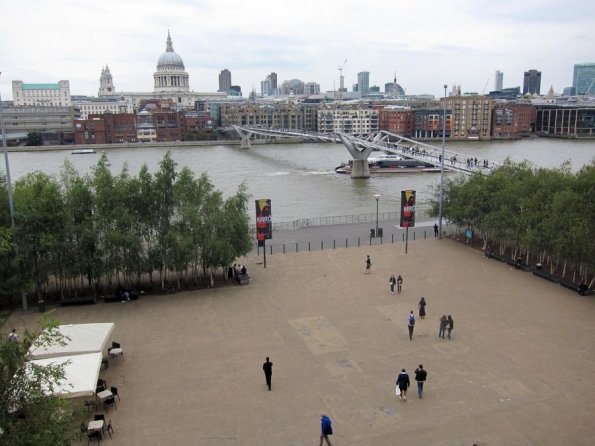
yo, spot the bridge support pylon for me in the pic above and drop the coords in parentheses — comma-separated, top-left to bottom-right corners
(233, 126, 253, 149)
(338, 133, 372, 179)
(350, 159, 370, 178)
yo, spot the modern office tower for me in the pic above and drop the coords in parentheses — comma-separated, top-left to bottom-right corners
(304, 82, 320, 95)
(523, 69, 541, 95)
(495, 70, 504, 91)
(357, 71, 370, 96)
(261, 78, 272, 96)
(563, 87, 576, 96)
(12, 80, 71, 106)
(269, 72, 277, 91)
(573, 63, 595, 95)
(218, 69, 232, 93)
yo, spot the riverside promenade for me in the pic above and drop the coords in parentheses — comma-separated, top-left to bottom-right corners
(7, 224, 595, 445)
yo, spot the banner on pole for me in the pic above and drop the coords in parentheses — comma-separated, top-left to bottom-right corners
(400, 190, 416, 228)
(255, 199, 272, 247)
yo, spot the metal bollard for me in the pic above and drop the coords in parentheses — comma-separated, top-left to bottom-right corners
(424, 230, 427, 239)
(358, 237, 360, 247)
(308, 241, 311, 251)
(283, 244, 285, 254)
(413, 232, 416, 240)
(334, 240, 336, 249)
(296, 242, 298, 252)
(392, 234, 394, 243)
(321, 241, 323, 250)
(402, 233, 405, 242)
(270, 245, 272, 255)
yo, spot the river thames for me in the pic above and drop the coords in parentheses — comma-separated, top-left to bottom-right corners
(5, 137, 595, 222)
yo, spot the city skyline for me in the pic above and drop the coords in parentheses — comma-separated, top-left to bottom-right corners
(1, 0, 593, 100)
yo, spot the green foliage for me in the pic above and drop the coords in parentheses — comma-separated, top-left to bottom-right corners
(0, 151, 253, 303)
(0, 314, 78, 445)
(429, 159, 595, 282)
(25, 132, 42, 147)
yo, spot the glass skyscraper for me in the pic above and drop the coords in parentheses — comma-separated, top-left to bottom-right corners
(573, 63, 595, 95)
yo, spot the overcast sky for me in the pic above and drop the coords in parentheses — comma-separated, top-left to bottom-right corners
(1, 0, 593, 100)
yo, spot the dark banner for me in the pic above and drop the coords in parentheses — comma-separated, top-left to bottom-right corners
(400, 190, 416, 228)
(255, 199, 272, 246)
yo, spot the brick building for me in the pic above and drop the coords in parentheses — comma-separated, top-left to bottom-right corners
(491, 102, 535, 139)
(413, 108, 451, 139)
(442, 95, 493, 140)
(73, 113, 137, 144)
(378, 106, 415, 136)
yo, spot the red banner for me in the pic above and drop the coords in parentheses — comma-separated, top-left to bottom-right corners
(400, 190, 416, 228)
(255, 199, 272, 246)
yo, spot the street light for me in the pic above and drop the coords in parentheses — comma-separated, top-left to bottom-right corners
(374, 194, 381, 237)
(438, 84, 447, 240)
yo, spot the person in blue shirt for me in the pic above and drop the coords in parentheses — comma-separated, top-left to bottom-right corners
(319, 413, 333, 446)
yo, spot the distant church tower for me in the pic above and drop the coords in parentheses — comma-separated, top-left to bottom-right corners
(98, 65, 115, 96)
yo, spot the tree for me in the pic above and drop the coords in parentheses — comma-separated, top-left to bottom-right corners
(25, 132, 42, 147)
(0, 315, 78, 445)
(12, 173, 65, 302)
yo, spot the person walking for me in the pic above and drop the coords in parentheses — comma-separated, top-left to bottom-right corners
(407, 311, 415, 340)
(447, 315, 454, 339)
(389, 274, 396, 294)
(319, 413, 333, 446)
(439, 315, 448, 339)
(418, 297, 426, 319)
(396, 274, 403, 293)
(433, 223, 439, 237)
(396, 369, 410, 401)
(365, 255, 372, 274)
(262, 357, 273, 391)
(414, 364, 427, 399)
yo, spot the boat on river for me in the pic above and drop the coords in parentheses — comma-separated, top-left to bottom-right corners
(71, 148, 96, 154)
(335, 154, 440, 174)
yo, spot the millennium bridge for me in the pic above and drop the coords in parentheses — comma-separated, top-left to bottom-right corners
(232, 126, 500, 178)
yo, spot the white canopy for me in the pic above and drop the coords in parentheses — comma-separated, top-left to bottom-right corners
(29, 323, 114, 359)
(28, 352, 102, 398)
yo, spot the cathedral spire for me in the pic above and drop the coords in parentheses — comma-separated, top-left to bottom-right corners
(166, 30, 173, 52)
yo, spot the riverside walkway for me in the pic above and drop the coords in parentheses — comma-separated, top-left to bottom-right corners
(7, 228, 595, 445)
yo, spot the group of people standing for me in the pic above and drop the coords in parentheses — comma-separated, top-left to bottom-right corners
(439, 315, 454, 339)
(388, 274, 403, 294)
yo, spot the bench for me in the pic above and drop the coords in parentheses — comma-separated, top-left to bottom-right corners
(559, 280, 593, 296)
(60, 296, 96, 306)
(532, 269, 560, 283)
(103, 290, 139, 303)
(488, 252, 506, 262)
(237, 274, 250, 285)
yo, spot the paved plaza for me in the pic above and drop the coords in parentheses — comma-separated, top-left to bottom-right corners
(7, 236, 595, 445)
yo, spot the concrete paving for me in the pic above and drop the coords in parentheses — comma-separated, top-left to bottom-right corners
(7, 235, 595, 445)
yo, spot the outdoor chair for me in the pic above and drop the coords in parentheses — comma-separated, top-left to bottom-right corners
(112, 342, 121, 349)
(94, 414, 105, 422)
(104, 395, 117, 412)
(84, 399, 97, 411)
(97, 378, 107, 388)
(106, 420, 114, 439)
(80, 422, 88, 440)
(87, 429, 102, 444)
(110, 386, 120, 401)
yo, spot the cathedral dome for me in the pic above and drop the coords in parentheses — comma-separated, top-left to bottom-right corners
(157, 31, 185, 69)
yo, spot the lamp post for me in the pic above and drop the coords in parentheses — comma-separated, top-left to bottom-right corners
(0, 74, 25, 310)
(438, 84, 447, 240)
(374, 194, 381, 237)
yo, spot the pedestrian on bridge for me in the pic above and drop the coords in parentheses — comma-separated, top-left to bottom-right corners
(397, 275, 403, 293)
(365, 255, 372, 274)
(433, 224, 439, 237)
(407, 311, 416, 340)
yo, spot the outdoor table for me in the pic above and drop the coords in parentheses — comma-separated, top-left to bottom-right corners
(88, 419, 104, 432)
(109, 347, 123, 356)
(96, 389, 112, 403)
